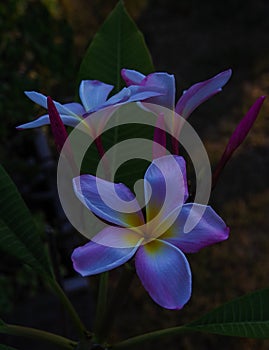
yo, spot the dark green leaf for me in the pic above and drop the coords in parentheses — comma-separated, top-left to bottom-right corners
(77, 1, 154, 92)
(186, 288, 269, 338)
(0, 164, 53, 277)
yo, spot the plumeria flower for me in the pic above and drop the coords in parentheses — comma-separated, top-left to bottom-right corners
(122, 68, 232, 155)
(72, 155, 229, 309)
(16, 80, 164, 132)
(122, 68, 232, 118)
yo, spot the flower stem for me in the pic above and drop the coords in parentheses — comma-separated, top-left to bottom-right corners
(93, 272, 109, 341)
(0, 323, 77, 349)
(48, 277, 89, 339)
(112, 325, 188, 349)
(98, 265, 135, 343)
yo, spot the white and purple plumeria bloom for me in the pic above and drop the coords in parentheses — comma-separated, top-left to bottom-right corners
(72, 155, 229, 309)
(121, 68, 232, 117)
(16, 80, 164, 130)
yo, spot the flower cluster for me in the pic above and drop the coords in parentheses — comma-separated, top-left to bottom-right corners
(17, 68, 265, 309)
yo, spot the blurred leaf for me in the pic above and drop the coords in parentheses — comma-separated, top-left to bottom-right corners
(186, 288, 269, 338)
(0, 164, 53, 278)
(0, 344, 18, 350)
(77, 1, 154, 92)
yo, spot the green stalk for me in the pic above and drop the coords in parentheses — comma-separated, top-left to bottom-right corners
(100, 265, 134, 342)
(48, 278, 89, 339)
(93, 272, 109, 341)
(0, 324, 77, 349)
(112, 326, 189, 349)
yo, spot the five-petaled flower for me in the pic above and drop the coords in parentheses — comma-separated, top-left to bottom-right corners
(121, 68, 232, 117)
(72, 155, 229, 309)
(16, 80, 164, 131)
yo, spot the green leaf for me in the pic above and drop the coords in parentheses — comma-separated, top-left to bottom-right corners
(77, 1, 154, 92)
(186, 288, 269, 338)
(0, 164, 53, 278)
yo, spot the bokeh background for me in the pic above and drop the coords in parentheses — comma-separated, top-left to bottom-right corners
(1, 0, 269, 349)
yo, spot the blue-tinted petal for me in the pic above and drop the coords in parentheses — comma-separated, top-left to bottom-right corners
(175, 69, 232, 118)
(140, 72, 175, 109)
(16, 114, 81, 129)
(144, 156, 188, 226)
(135, 239, 192, 309)
(72, 228, 140, 276)
(124, 85, 165, 103)
(79, 80, 114, 112)
(73, 175, 144, 228)
(63, 102, 85, 116)
(24, 91, 78, 116)
(90, 86, 163, 112)
(161, 203, 229, 253)
(121, 68, 145, 86)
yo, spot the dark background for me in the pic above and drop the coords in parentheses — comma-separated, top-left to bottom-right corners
(0, 0, 268, 349)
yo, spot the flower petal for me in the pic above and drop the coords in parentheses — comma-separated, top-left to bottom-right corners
(212, 96, 265, 187)
(135, 239, 192, 309)
(24, 91, 78, 116)
(95, 86, 164, 112)
(140, 72, 175, 109)
(175, 69, 232, 118)
(73, 175, 145, 227)
(16, 114, 81, 129)
(121, 68, 145, 86)
(92, 225, 142, 248)
(144, 155, 188, 225)
(79, 80, 114, 112)
(63, 102, 85, 116)
(72, 227, 140, 276)
(162, 203, 229, 253)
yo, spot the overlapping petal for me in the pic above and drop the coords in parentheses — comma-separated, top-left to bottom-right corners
(73, 175, 144, 228)
(94, 85, 164, 112)
(79, 80, 114, 111)
(135, 239, 192, 309)
(161, 203, 229, 253)
(72, 227, 140, 276)
(24, 91, 79, 116)
(144, 155, 188, 224)
(140, 72, 175, 109)
(121, 68, 145, 86)
(175, 69, 232, 118)
(122, 69, 175, 109)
